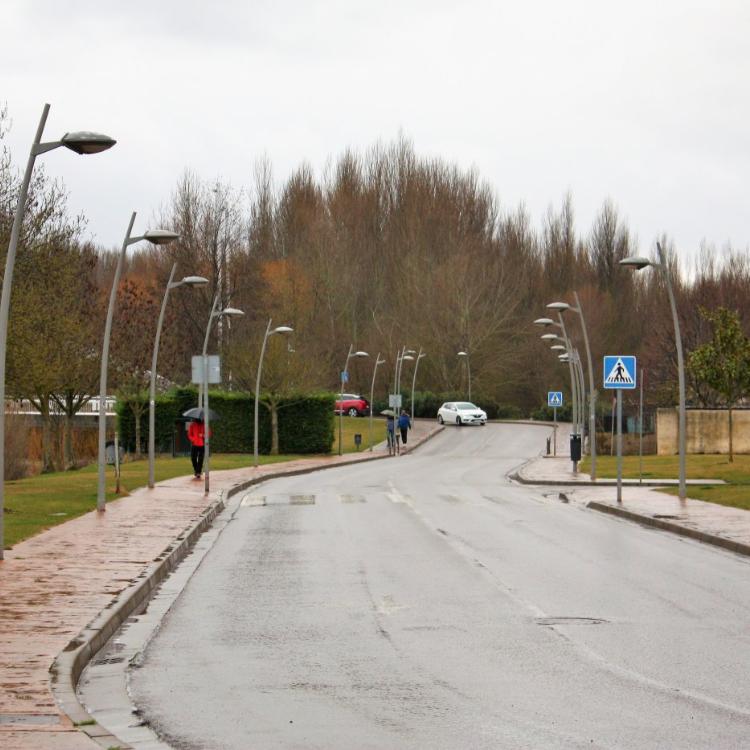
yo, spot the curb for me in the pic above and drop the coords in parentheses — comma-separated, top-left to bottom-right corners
(50, 423, 444, 748)
(587, 501, 750, 559)
(510, 471, 724, 488)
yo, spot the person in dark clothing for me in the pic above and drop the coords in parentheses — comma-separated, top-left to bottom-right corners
(386, 414, 397, 456)
(398, 409, 411, 448)
(187, 419, 206, 478)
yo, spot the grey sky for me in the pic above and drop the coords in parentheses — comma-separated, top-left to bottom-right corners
(3, 0, 749, 267)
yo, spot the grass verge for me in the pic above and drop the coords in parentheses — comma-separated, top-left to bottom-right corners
(580, 454, 750, 511)
(4, 416, 384, 549)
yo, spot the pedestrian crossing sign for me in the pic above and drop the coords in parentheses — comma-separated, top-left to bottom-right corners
(547, 391, 563, 407)
(603, 356, 637, 389)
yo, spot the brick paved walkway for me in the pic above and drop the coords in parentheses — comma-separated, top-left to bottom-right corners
(0, 420, 438, 750)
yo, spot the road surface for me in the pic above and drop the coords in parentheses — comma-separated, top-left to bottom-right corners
(132, 423, 750, 749)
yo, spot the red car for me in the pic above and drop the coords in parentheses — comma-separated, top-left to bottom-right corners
(335, 393, 370, 417)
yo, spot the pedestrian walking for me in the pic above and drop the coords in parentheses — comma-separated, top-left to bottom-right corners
(386, 413, 397, 456)
(398, 409, 411, 451)
(188, 419, 206, 478)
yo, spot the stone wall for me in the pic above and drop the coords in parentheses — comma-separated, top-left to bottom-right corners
(657, 408, 750, 455)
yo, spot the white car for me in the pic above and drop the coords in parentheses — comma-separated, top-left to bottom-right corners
(437, 401, 487, 426)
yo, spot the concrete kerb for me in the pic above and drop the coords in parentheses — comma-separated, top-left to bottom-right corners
(587, 501, 750, 559)
(50, 422, 445, 748)
(508, 456, 750, 561)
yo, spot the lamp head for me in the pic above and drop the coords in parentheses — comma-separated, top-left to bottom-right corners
(550, 345, 567, 351)
(402, 355, 415, 361)
(533, 318, 554, 327)
(457, 351, 468, 357)
(143, 229, 180, 246)
(540, 333, 559, 341)
(271, 325, 294, 335)
(546, 302, 570, 312)
(61, 131, 116, 155)
(620, 256, 652, 271)
(219, 307, 244, 317)
(181, 275, 209, 286)
(353, 350, 369, 358)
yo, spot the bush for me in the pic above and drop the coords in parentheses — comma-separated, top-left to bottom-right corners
(117, 388, 336, 455)
(530, 404, 573, 422)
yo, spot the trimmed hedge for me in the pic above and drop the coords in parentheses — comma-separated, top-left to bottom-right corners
(117, 388, 336, 455)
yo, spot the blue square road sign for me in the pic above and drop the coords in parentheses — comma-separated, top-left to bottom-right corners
(603, 356, 637, 389)
(547, 391, 563, 407)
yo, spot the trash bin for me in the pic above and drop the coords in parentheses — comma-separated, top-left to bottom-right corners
(354, 433, 362, 451)
(570, 434, 582, 462)
(546, 436, 551, 455)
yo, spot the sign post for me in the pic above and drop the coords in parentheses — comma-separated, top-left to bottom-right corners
(603, 356, 637, 503)
(547, 391, 563, 457)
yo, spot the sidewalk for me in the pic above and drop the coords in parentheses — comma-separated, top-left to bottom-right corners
(516, 452, 750, 558)
(0, 419, 441, 750)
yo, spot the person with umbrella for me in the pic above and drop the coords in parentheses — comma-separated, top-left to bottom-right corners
(382, 409, 397, 456)
(183, 407, 216, 479)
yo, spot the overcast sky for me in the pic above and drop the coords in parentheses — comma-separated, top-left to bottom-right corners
(3, 0, 749, 267)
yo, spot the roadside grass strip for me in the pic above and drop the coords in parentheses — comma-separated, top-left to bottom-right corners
(580, 454, 750, 511)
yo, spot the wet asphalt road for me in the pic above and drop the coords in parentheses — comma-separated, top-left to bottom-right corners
(132, 424, 750, 749)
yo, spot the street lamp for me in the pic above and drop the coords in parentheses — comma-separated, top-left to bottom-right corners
(621, 242, 686, 500)
(548, 294, 597, 480)
(368, 353, 386, 451)
(339, 345, 369, 455)
(96, 217, 179, 511)
(202, 297, 244, 492)
(0, 106, 115, 557)
(410, 349, 427, 421)
(254, 320, 293, 467)
(148, 267, 207, 489)
(536, 316, 582, 472)
(535, 317, 580, 436)
(457, 351, 471, 401)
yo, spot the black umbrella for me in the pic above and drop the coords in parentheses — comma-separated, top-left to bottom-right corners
(182, 407, 219, 422)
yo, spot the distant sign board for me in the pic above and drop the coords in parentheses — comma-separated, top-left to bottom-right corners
(547, 391, 563, 407)
(389, 394, 402, 408)
(191, 355, 221, 384)
(341, 370, 349, 383)
(603, 356, 636, 389)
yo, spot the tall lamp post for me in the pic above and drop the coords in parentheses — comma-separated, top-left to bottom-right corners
(97, 218, 178, 512)
(620, 242, 686, 500)
(148, 267, 207, 488)
(254, 319, 293, 467)
(368, 353, 386, 451)
(339, 345, 369, 455)
(0, 104, 115, 557)
(410, 348, 426, 421)
(535, 317, 579, 435)
(547, 293, 597, 480)
(457, 351, 471, 401)
(202, 296, 244, 493)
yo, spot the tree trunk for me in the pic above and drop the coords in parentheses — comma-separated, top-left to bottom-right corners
(728, 407, 734, 463)
(38, 399, 55, 473)
(132, 405, 144, 458)
(63, 392, 75, 470)
(270, 403, 279, 455)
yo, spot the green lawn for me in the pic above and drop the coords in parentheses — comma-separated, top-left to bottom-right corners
(4, 417, 377, 550)
(580, 454, 750, 511)
(333, 414, 384, 453)
(2, 452, 298, 550)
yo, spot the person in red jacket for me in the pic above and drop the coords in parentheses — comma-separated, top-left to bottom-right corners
(187, 419, 206, 479)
